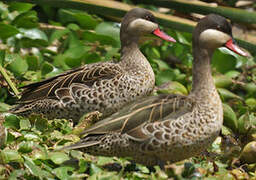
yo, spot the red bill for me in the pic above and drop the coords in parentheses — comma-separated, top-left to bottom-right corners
(153, 28, 176, 43)
(225, 39, 248, 56)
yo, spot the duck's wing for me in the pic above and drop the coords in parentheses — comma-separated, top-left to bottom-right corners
(82, 94, 196, 137)
(18, 62, 123, 103)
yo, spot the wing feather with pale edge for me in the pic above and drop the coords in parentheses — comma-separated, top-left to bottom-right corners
(82, 94, 196, 140)
(18, 62, 123, 103)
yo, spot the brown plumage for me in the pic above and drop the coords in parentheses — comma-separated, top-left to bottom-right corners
(10, 8, 175, 123)
(63, 14, 248, 166)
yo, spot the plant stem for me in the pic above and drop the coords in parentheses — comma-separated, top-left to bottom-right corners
(0, 65, 20, 98)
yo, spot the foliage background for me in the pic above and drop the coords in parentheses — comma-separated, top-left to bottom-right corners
(0, 0, 256, 179)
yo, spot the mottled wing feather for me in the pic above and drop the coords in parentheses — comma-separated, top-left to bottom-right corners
(82, 94, 196, 137)
(18, 62, 123, 103)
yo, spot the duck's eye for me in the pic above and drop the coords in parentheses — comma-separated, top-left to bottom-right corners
(145, 15, 150, 20)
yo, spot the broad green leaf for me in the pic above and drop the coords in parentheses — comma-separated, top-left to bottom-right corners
(8, 2, 34, 13)
(240, 141, 256, 164)
(218, 88, 242, 101)
(73, 12, 99, 29)
(152, 59, 170, 71)
(0, 149, 23, 163)
(78, 159, 89, 173)
(83, 52, 101, 64)
(90, 163, 102, 175)
(82, 31, 119, 47)
(8, 170, 25, 180)
(6, 54, 28, 75)
(26, 55, 39, 71)
(219, 47, 248, 68)
(0, 23, 19, 39)
(53, 166, 75, 180)
(24, 132, 40, 141)
(95, 22, 120, 44)
(212, 49, 237, 73)
(238, 113, 250, 134)
(23, 155, 53, 178)
(0, 102, 11, 112)
(41, 62, 54, 75)
(50, 152, 70, 165)
(225, 70, 240, 79)
(18, 141, 33, 153)
(157, 81, 188, 95)
(4, 114, 20, 129)
(213, 75, 233, 88)
(245, 98, 256, 109)
(155, 69, 176, 85)
(20, 119, 31, 130)
(17, 28, 48, 47)
(176, 31, 190, 45)
(223, 103, 238, 132)
(12, 10, 38, 28)
(96, 156, 114, 166)
(35, 117, 48, 132)
(49, 29, 69, 44)
(243, 82, 256, 97)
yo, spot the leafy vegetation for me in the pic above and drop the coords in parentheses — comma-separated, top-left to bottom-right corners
(0, 1, 256, 179)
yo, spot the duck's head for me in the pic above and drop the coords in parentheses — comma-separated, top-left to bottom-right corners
(120, 8, 176, 45)
(194, 14, 247, 56)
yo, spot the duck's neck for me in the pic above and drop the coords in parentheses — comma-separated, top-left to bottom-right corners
(120, 40, 152, 74)
(191, 46, 218, 100)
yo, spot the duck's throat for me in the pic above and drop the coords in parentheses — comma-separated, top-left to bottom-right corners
(191, 48, 218, 100)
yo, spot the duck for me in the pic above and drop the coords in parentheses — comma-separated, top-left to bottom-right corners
(63, 14, 248, 166)
(10, 8, 176, 123)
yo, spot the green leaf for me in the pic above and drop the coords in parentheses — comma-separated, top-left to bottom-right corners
(8, 2, 34, 13)
(8, 170, 25, 180)
(212, 49, 237, 73)
(155, 69, 176, 85)
(17, 28, 48, 47)
(82, 31, 119, 47)
(0, 149, 23, 163)
(152, 59, 170, 71)
(157, 81, 188, 95)
(18, 141, 33, 153)
(90, 163, 102, 175)
(95, 22, 120, 45)
(0, 102, 11, 112)
(78, 159, 89, 173)
(213, 75, 233, 88)
(12, 10, 38, 28)
(50, 152, 70, 165)
(4, 114, 20, 129)
(238, 113, 250, 134)
(35, 117, 48, 132)
(53, 166, 75, 180)
(26, 55, 39, 71)
(223, 103, 238, 132)
(20, 118, 31, 130)
(218, 88, 243, 101)
(41, 62, 54, 75)
(23, 155, 53, 178)
(83, 52, 101, 64)
(243, 83, 256, 97)
(245, 98, 256, 109)
(0, 50, 5, 66)
(49, 29, 69, 44)
(6, 54, 28, 76)
(225, 70, 241, 79)
(0, 23, 19, 39)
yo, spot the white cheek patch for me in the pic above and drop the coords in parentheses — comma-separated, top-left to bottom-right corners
(199, 29, 231, 48)
(128, 18, 158, 33)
